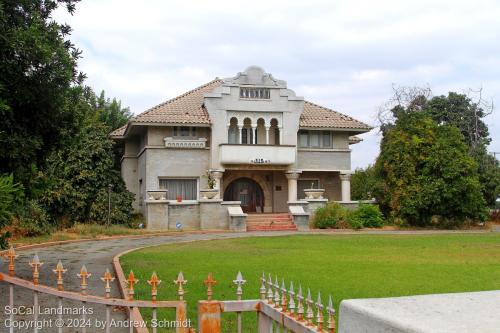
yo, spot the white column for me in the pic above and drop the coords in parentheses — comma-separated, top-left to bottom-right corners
(210, 170, 224, 199)
(285, 171, 301, 202)
(278, 126, 283, 145)
(340, 173, 351, 202)
(238, 126, 243, 144)
(265, 126, 270, 145)
(252, 126, 257, 144)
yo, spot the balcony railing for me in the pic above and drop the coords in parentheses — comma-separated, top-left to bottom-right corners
(220, 144, 296, 165)
(164, 137, 207, 149)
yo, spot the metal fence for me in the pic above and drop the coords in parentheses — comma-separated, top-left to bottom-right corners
(1, 246, 335, 333)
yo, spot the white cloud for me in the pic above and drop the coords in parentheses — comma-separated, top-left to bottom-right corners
(54, 0, 500, 168)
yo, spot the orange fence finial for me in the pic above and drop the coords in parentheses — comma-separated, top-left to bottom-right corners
(127, 270, 139, 300)
(203, 273, 217, 301)
(147, 272, 161, 302)
(100, 269, 115, 298)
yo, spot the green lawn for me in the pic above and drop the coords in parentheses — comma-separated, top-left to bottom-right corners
(120, 233, 500, 332)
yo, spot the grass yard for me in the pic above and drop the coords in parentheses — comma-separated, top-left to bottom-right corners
(120, 233, 500, 332)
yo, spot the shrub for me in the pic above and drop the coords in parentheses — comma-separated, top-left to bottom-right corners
(349, 204, 385, 228)
(0, 174, 23, 229)
(313, 202, 385, 230)
(0, 174, 23, 248)
(14, 200, 53, 237)
(313, 202, 349, 229)
(89, 186, 135, 225)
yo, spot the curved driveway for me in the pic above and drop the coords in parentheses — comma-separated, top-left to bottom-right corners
(0, 231, 294, 332)
(0, 229, 495, 332)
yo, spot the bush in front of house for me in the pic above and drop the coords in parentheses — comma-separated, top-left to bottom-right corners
(313, 202, 349, 229)
(313, 202, 385, 229)
(347, 203, 385, 228)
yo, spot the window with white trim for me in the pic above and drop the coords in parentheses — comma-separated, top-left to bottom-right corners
(159, 178, 198, 200)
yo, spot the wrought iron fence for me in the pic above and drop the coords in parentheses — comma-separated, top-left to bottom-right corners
(1, 246, 335, 333)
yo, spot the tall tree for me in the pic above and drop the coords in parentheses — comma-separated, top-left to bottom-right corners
(378, 87, 499, 208)
(0, 0, 83, 183)
(95, 90, 132, 130)
(351, 165, 377, 201)
(374, 112, 487, 227)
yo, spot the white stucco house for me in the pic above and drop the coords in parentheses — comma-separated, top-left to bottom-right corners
(111, 66, 372, 231)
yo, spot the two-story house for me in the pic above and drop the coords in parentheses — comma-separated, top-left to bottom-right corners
(111, 66, 371, 231)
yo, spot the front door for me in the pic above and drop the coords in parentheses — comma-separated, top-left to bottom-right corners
(224, 178, 264, 213)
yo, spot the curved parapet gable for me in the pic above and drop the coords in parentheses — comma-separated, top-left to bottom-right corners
(223, 65, 287, 88)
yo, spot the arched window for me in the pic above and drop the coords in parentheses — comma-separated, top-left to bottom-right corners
(228, 117, 238, 144)
(242, 118, 252, 144)
(270, 118, 280, 145)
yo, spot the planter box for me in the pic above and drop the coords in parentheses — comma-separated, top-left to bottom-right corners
(147, 190, 168, 200)
(200, 189, 218, 199)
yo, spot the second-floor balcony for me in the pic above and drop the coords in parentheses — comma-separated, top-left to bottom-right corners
(219, 144, 296, 165)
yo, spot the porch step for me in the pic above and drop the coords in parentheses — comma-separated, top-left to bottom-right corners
(246, 213, 297, 232)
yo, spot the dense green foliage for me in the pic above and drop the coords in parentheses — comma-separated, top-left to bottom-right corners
(425, 93, 499, 206)
(348, 203, 385, 228)
(122, 234, 500, 331)
(0, 0, 83, 183)
(313, 202, 385, 229)
(351, 165, 376, 200)
(0, 1, 134, 243)
(0, 174, 22, 229)
(374, 112, 487, 226)
(42, 117, 134, 225)
(313, 202, 349, 229)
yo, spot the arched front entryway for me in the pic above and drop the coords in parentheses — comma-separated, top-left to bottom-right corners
(224, 177, 264, 213)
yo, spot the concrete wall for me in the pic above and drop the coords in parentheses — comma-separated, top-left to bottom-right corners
(339, 291, 500, 333)
(144, 148, 210, 194)
(331, 132, 350, 149)
(273, 171, 289, 212)
(144, 200, 242, 231)
(297, 150, 350, 171)
(168, 202, 200, 229)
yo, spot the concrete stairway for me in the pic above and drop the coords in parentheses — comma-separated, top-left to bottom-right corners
(246, 213, 297, 231)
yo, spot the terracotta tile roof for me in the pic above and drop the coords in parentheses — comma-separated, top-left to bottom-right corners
(301, 101, 372, 130)
(110, 79, 371, 138)
(110, 124, 127, 137)
(134, 79, 221, 124)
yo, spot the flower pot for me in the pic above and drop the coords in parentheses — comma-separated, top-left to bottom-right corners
(303, 189, 325, 199)
(147, 190, 167, 200)
(200, 189, 218, 199)
(176, 195, 183, 202)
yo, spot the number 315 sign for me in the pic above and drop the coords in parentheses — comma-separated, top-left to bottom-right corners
(250, 158, 270, 164)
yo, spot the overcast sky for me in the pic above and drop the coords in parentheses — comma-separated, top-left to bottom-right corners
(55, 0, 500, 168)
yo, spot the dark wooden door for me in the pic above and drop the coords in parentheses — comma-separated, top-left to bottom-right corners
(224, 178, 264, 213)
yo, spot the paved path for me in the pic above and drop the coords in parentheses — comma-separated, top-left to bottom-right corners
(0, 229, 496, 332)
